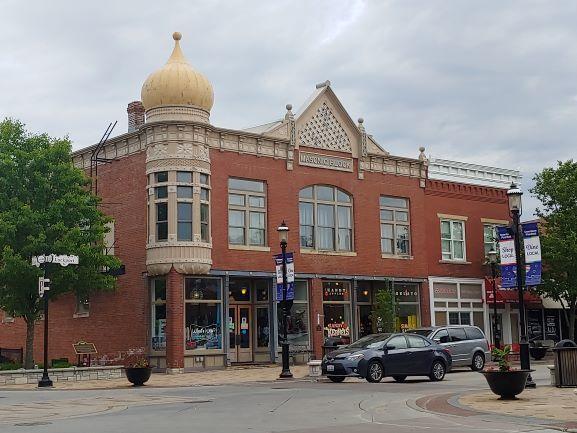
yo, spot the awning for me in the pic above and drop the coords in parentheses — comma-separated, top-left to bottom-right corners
(484, 277, 542, 306)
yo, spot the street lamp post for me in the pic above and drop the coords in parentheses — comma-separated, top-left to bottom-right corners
(277, 221, 293, 379)
(507, 183, 535, 388)
(38, 263, 53, 388)
(486, 250, 500, 350)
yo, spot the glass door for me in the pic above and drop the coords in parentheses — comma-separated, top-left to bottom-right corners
(228, 305, 253, 363)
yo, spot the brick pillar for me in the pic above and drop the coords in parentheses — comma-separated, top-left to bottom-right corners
(127, 101, 145, 132)
(165, 267, 184, 373)
(310, 278, 324, 359)
(420, 280, 431, 327)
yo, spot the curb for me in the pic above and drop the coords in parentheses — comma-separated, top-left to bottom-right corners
(410, 390, 577, 433)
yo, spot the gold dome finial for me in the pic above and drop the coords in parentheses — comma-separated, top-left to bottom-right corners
(141, 32, 214, 115)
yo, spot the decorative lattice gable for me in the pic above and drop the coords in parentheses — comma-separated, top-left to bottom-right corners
(298, 102, 352, 152)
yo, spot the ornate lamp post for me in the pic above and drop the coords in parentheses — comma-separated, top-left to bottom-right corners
(507, 183, 535, 387)
(277, 221, 293, 379)
(486, 249, 500, 350)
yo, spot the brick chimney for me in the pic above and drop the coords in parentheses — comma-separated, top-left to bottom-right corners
(127, 101, 145, 132)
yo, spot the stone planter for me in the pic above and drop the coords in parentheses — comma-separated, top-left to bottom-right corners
(481, 370, 531, 400)
(125, 367, 152, 386)
(307, 360, 322, 377)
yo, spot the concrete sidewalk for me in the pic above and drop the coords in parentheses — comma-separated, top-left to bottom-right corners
(0, 364, 310, 391)
(459, 385, 577, 423)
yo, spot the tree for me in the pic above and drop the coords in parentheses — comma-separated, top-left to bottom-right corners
(371, 282, 396, 333)
(0, 119, 121, 368)
(531, 160, 577, 341)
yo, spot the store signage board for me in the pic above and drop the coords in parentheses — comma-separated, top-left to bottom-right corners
(522, 222, 542, 286)
(299, 151, 353, 172)
(497, 227, 517, 288)
(274, 252, 294, 301)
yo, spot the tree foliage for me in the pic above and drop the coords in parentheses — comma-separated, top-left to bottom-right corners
(0, 119, 121, 367)
(531, 160, 577, 340)
(371, 283, 396, 333)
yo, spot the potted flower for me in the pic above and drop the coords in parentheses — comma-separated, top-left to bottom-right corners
(481, 345, 531, 400)
(123, 348, 152, 386)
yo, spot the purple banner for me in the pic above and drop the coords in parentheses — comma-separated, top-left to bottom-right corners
(274, 252, 294, 301)
(498, 226, 517, 288)
(522, 222, 542, 286)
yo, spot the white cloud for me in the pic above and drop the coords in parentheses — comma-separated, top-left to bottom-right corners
(1, 0, 576, 217)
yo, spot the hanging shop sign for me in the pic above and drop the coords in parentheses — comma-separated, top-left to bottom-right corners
(497, 227, 517, 288)
(522, 222, 542, 286)
(274, 252, 295, 301)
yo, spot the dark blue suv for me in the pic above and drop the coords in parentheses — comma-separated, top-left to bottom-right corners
(321, 333, 452, 383)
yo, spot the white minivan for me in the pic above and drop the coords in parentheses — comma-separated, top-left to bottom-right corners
(412, 325, 491, 371)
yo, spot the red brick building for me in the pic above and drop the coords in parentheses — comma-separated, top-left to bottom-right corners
(0, 33, 525, 371)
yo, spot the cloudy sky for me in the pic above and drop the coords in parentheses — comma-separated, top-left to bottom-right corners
(2, 1, 576, 216)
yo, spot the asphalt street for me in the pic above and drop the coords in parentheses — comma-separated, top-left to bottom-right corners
(0, 365, 562, 433)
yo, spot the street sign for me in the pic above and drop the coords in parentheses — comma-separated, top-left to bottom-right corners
(38, 277, 50, 296)
(274, 252, 295, 301)
(32, 254, 79, 268)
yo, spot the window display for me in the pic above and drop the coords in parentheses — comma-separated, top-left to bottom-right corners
(323, 281, 351, 344)
(151, 278, 166, 351)
(185, 304, 222, 350)
(184, 278, 223, 351)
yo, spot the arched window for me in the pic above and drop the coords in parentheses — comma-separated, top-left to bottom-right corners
(299, 185, 353, 251)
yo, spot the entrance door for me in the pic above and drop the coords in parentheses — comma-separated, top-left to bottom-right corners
(228, 305, 253, 363)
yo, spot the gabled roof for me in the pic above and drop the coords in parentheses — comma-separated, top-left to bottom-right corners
(242, 119, 283, 134)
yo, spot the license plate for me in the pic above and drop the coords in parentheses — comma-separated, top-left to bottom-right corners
(326, 365, 335, 372)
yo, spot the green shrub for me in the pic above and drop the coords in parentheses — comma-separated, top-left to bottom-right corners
(0, 362, 22, 371)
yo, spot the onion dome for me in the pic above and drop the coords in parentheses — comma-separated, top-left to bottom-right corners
(141, 32, 214, 113)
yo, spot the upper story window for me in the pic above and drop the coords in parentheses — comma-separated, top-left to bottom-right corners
(299, 185, 353, 251)
(177, 171, 194, 241)
(148, 170, 210, 244)
(379, 196, 410, 256)
(228, 178, 266, 246)
(152, 171, 169, 242)
(441, 219, 466, 261)
(483, 224, 501, 256)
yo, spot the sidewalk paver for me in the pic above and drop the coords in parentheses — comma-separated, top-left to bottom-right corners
(0, 364, 310, 391)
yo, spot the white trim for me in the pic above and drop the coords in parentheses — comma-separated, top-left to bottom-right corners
(428, 277, 486, 328)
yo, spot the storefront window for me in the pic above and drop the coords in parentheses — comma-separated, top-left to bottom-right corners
(256, 307, 270, 348)
(184, 278, 223, 351)
(323, 281, 351, 344)
(151, 278, 166, 351)
(432, 280, 484, 330)
(228, 279, 252, 302)
(288, 281, 309, 346)
(394, 283, 420, 331)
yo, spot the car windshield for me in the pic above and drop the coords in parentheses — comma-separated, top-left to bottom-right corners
(410, 329, 433, 337)
(347, 334, 390, 349)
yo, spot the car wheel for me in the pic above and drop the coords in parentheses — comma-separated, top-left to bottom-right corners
(366, 360, 384, 383)
(328, 376, 345, 383)
(429, 361, 446, 381)
(393, 375, 407, 383)
(471, 352, 485, 371)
